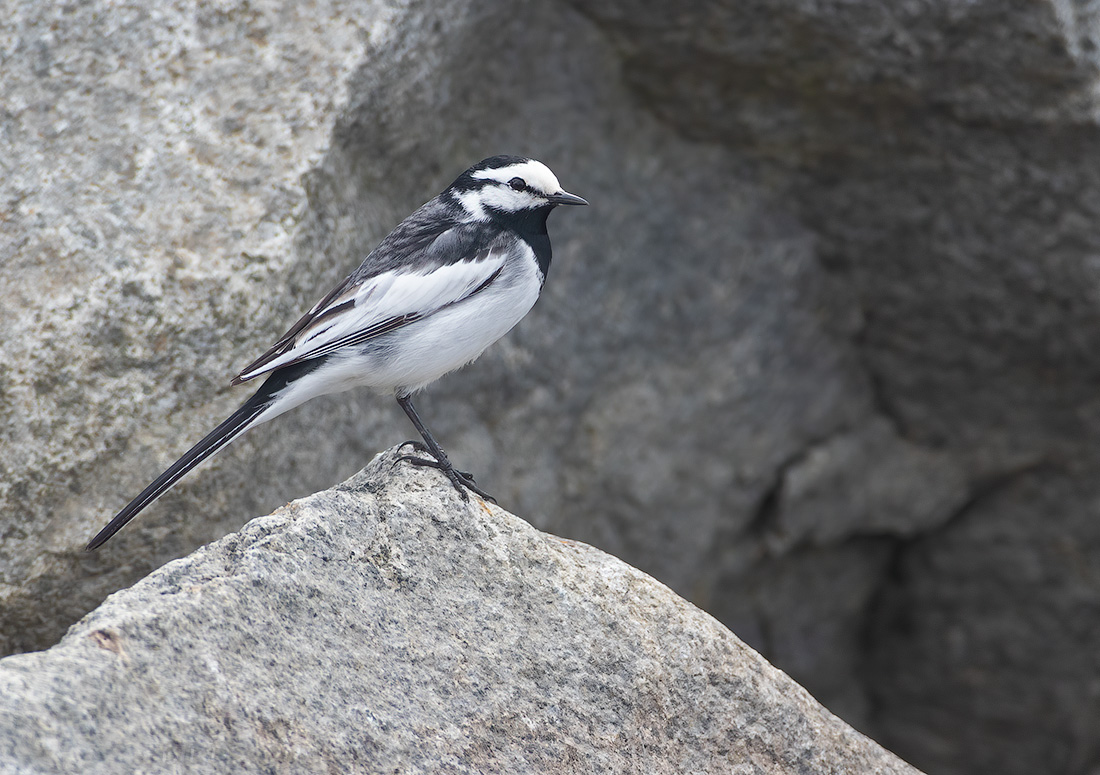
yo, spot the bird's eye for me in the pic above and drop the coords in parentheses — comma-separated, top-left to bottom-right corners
(508, 177, 527, 191)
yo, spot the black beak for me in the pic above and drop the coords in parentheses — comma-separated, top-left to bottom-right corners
(547, 190, 588, 206)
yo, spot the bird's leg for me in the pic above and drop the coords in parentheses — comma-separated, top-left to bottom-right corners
(394, 393, 496, 503)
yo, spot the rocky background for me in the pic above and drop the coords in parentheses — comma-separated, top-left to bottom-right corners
(2, 1, 1099, 773)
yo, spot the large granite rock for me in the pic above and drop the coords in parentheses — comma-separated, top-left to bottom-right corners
(571, 4, 1100, 772)
(0, 450, 919, 775)
(4, 1, 1100, 773)
(0, 0, 383, 652)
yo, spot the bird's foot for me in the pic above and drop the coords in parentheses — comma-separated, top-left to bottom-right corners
(395, 453, 474, 481)
(395, 454, 497, 504)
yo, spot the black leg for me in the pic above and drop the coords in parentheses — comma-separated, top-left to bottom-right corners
(395, 393, 496, 503)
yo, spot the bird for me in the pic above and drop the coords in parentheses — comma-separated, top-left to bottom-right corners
(85, 155, 587, 550)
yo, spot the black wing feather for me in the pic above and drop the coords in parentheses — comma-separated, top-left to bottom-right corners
(233, 213, 506, 385)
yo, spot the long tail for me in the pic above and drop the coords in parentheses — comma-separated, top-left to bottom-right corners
(85, 361, 317, 551)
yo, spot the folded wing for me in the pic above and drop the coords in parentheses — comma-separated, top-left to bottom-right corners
(233, 240, 507, 385)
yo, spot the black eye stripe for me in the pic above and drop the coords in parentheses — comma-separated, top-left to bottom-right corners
(508, 177, 527, 191)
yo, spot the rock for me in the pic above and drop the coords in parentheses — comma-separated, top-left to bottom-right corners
(0, 0, 384, 653)
(5, 1, 1100, 773)
(867, 467, 1100, 774)
(770, 418, 971, 552)
(569, 5, 1100, 772)
(0, 449, 920, 775)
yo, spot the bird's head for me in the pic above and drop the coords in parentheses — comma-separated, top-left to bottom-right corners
(448, 155, 587, 221)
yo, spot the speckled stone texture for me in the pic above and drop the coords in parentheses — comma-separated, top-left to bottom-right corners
(0, 0, 381, 652)
(0, 449, 919, 775)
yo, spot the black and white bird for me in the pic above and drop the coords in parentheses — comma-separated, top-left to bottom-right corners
(85, 155, 586, 550)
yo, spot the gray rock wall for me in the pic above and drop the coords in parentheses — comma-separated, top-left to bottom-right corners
(1, 0, 381, 648)
(572, 4, 1100, 771)
(3, 1, 1099, 773)
(0, 452, 921, 775)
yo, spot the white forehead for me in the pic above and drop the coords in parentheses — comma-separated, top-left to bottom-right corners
(471, 159, 561, 193)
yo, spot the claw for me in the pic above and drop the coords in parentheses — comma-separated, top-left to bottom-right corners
(396, 454, 442, 469)
(449, 468, 494, 503)
(393, 454, 495, 504)
(396, 440, 430, 455)
(391, 450, 436, 471)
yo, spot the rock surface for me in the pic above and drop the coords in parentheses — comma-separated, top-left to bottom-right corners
(0, 0, 383, 653)
(0, 450, 919, 775)
(4, 1, 1100, 774)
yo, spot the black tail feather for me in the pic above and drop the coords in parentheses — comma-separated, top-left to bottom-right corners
(85, 397, 270, 551)
(87, 359, 327, 551)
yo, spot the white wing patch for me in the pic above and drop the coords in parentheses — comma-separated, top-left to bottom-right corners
(237, 250, 507, 381)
